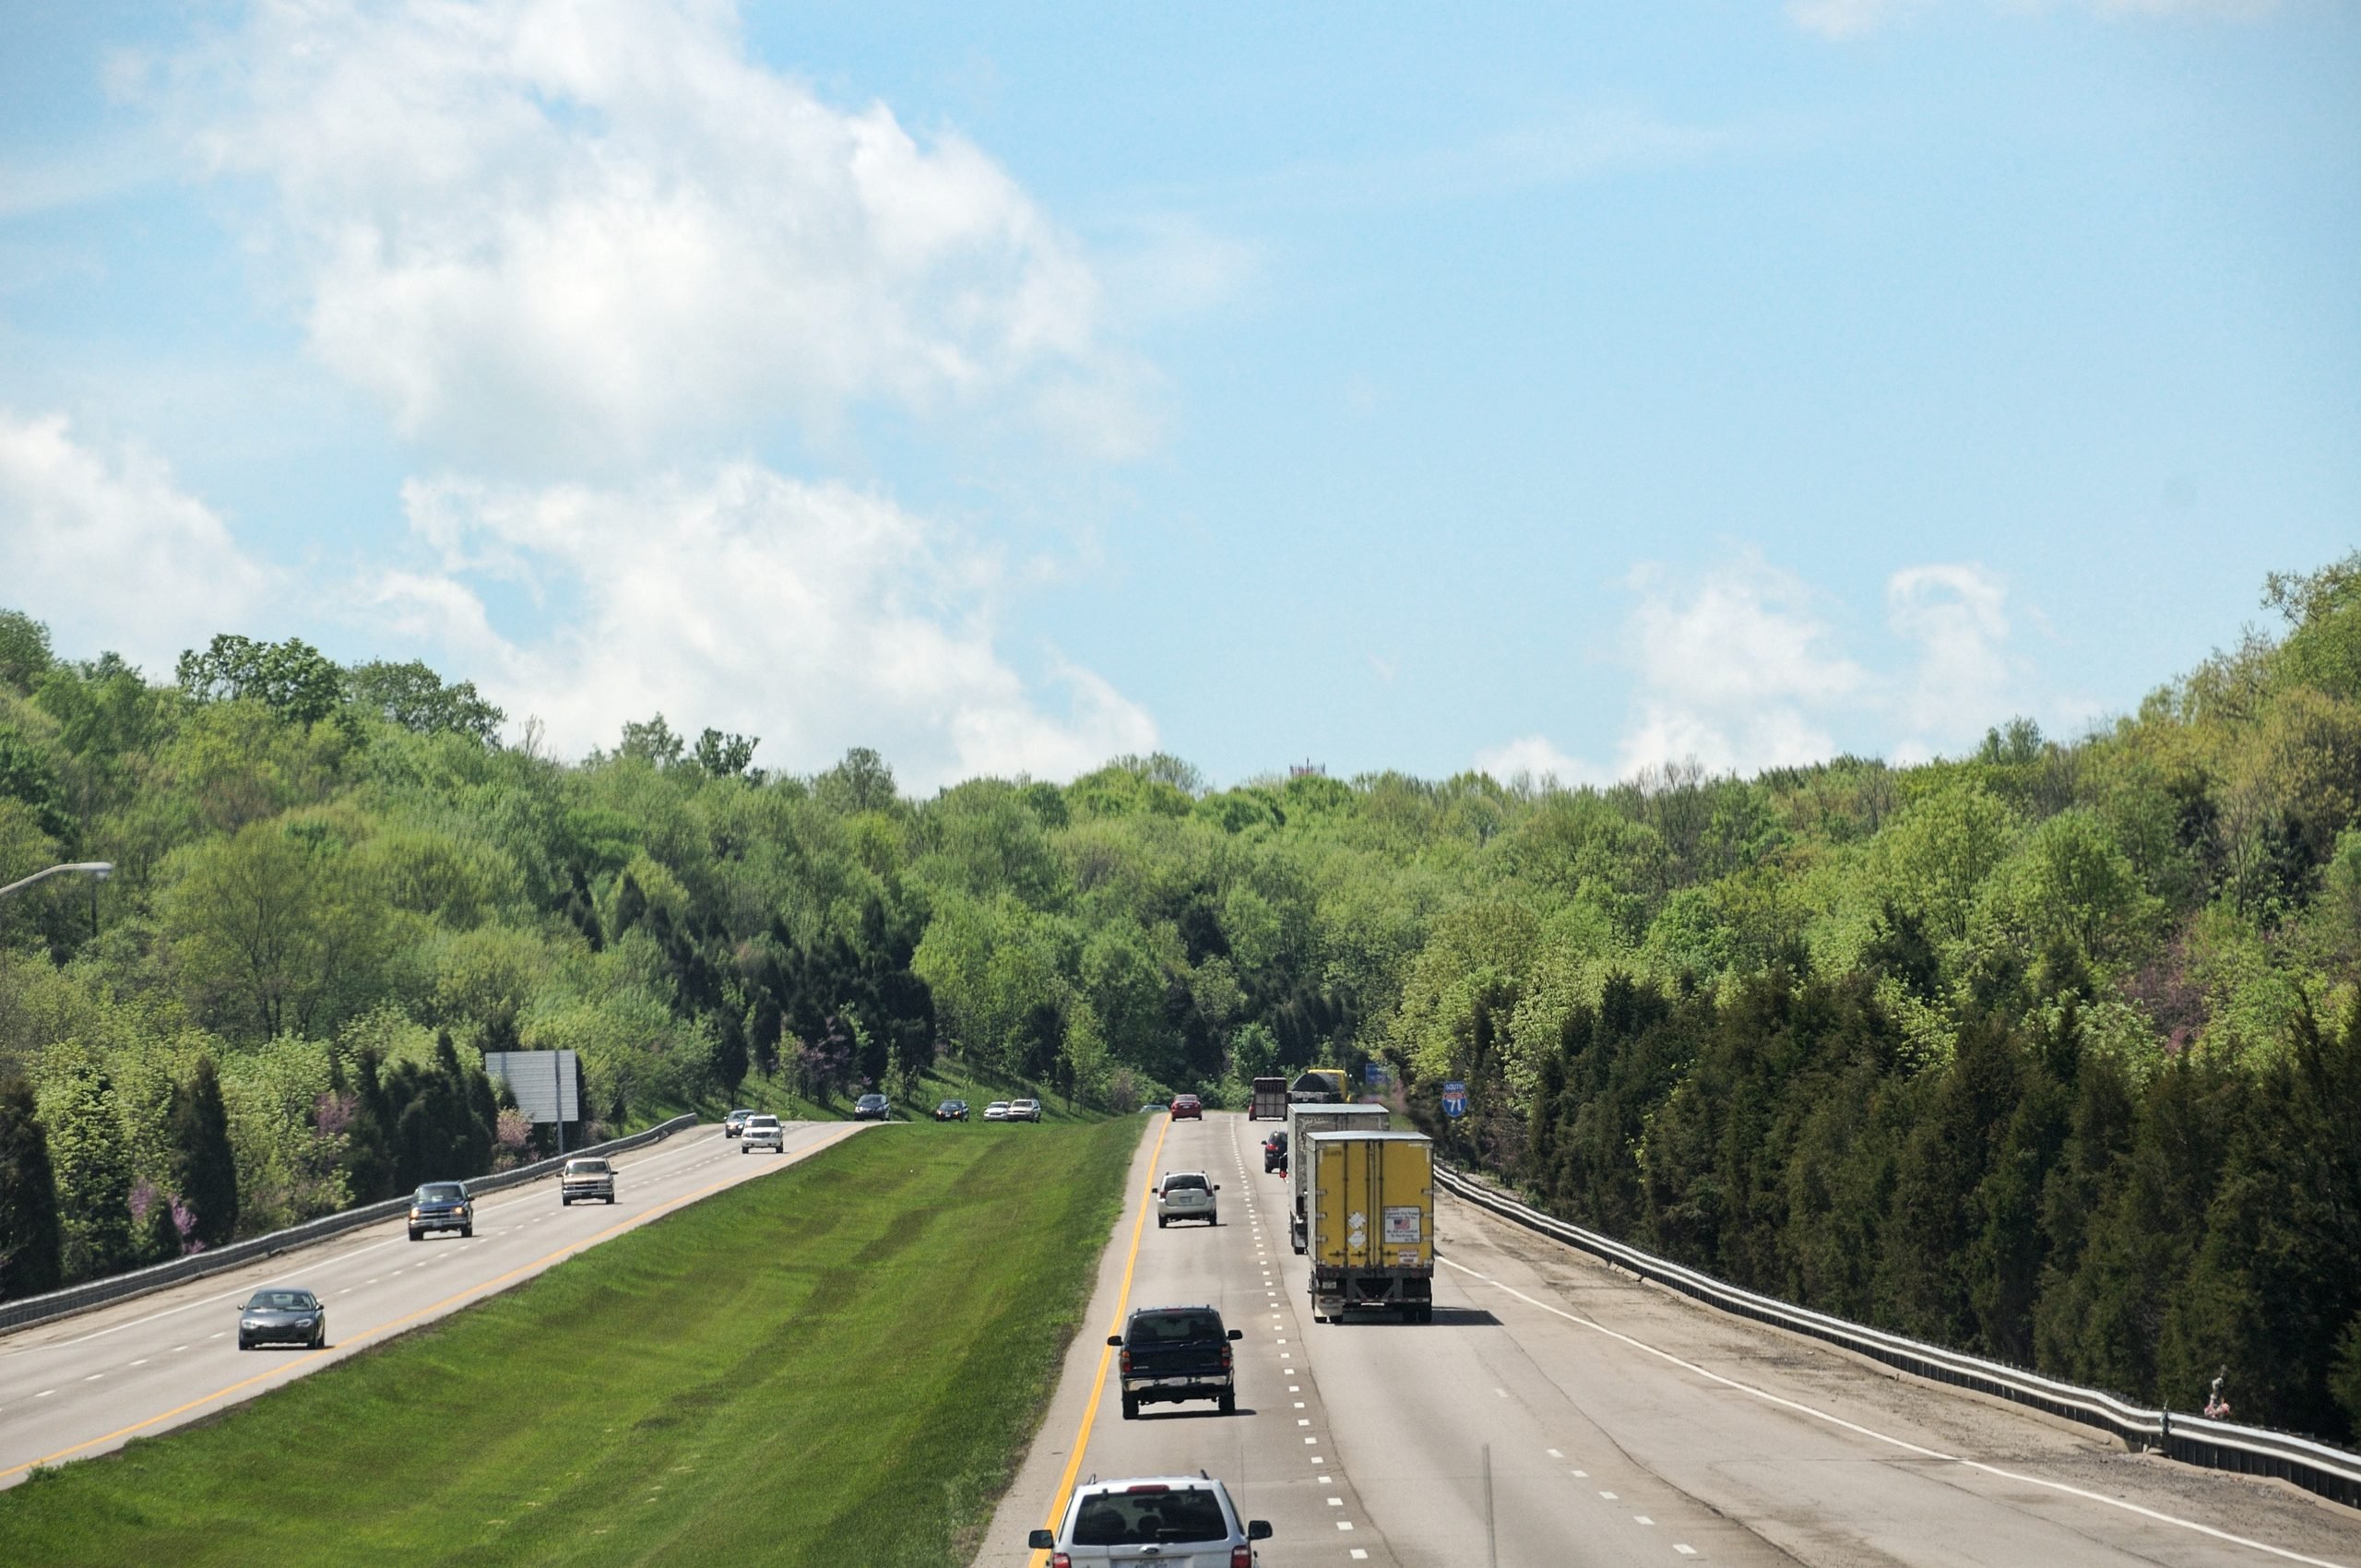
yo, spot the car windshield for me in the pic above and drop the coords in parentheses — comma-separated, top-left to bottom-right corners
(1132, 1309, 1225, 1344)
(569, 1159, 610, 1173)
(730, 1109, 753, 1117)
(246, 1290, 316, 1311)
(416, 1183, 466, 1202)
(749, 1116, 777, 1127)
(859, 1095, 885, 1105)
(1163, 1174, 1208, 1193)
(988, 1101, 1009, 1110)
(1268, 1132, 1287, 1148)
(1070, 1488, 1228, 1546)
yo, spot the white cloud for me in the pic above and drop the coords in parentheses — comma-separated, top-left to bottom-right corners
(1615, 556, 1868, 776)
(1473, 734, 1609, 790)
(368, 463, 1156, 790)
(1888, 562, 2015, 747)
(1791, 0, 2272, 39)
(1482, 552, 2034, 785)
(0, 410, 275, 673)
(185, 0, 1148, 467)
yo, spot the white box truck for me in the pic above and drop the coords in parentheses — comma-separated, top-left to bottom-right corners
(1285, 1101, 1389, 1253)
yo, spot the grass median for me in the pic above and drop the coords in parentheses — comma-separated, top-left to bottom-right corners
(0, 1118, 1140, 1567)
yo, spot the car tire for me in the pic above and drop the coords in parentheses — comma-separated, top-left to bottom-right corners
(237, 1336, 251, 1350)
(1218, 1390, 1236, 1415)
(408, 1229, 421, 1242)
(1121, 1393, 1139, 1420)
(460, 1224, 473, 1238)
(1157, 1216, 1168, 1229)
(562, 1195, 572, 1206)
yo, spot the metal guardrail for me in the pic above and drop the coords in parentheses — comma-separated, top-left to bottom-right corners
(0, 1115, 704, 1337)
(1434, 1161, 2361, 1511)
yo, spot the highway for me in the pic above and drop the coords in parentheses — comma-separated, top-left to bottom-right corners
(0, 1119, 861, 1489)
(979, 1111, 2361, 1567)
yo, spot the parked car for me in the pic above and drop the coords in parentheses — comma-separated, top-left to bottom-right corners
(742, 1113, 785, 1153)
(1156, 1171, 1219, 1228)
(1009, 1098, 1043, 1123)
(1169, 1093, 1204, 1121)
(1263, 1130, 1288, 1175)
(723, 1109, 755, 1138)
(934, 1099, 969, 1122)
(1029, 1475, 1270, 1563)
(408, 1181, 474, 1241)
(1107, 1305, 1242, 1419)
(852, 1093, 892, 1121)
(560, 1157, 616, 1205)
(238, 1288, 326, 1350)
(984, 1100, 1012, 1122)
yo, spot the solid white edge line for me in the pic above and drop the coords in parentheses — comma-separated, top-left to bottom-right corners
(1439, 1255, 2351, 1568)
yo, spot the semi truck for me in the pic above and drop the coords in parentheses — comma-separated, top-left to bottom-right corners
(1284, 1101, 1389, 1253)
(1287, 1068, 1350, 1104)
(1306, 1129, 1435, 1323)
(1248, 1075, 1290, 1121)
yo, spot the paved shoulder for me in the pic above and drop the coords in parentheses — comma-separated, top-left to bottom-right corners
(0, 1121, 865, 1487)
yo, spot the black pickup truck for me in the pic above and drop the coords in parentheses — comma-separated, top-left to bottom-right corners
(1109, 1304, 1242, 1419)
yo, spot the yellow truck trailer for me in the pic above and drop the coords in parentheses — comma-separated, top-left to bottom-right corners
(1306, 1129, 1434, 1323)
(1285, 1102, 1390, 1253)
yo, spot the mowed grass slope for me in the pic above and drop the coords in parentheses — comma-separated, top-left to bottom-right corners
(0, 1120, 1139, 1567)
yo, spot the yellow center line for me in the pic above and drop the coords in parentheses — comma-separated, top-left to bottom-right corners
(1029, 1113, 1170, 1566)
(0, 1122, 866, 1483)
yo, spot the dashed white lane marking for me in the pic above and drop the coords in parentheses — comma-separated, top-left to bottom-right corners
(1635, 1515, 1654, 1525)
(1440, 1254, 2344, 1568)
(33, 1390, 53, 1398)
(1494, 1385, 1509, 1398)
(1336, 1519, 1355, 1531)
(170, 1345, 187, 1353)
(1349, 1552, 1369, 1562)
(1327, 1496, 1343, 1505)
(128, 1359, 148, 1367)
(1546, 1447, 1563, 1458)
(1674, 1547, 1697, 1558)
(1571, 1469, 1588, 1478)
(82, 1374, 102, 1382)
(1600, 1491, 1619, 1500)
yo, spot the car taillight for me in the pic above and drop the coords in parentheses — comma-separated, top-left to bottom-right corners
(1050, 1555, 1072, 1568)
(1119, 1348, 1132, 1375)
(1230, 1546, 1252, 1567)
(1221, 1343, 1232, 1371)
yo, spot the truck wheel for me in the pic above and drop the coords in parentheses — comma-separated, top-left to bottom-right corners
(1157, 1216, 1168, 1229)
(408, 1229, 421, 1242)
(1121, 1393, 1139, 1420)
(1218, 1390, 1235, 1415)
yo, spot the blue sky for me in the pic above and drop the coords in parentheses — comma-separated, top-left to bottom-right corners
(2, 1, 2355, 790)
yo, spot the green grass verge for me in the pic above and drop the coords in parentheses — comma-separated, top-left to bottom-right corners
(0, 1119, 1141, 1567)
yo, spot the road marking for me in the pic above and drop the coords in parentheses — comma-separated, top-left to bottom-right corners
(1637, 1515, 1654, 1525)
(0, 1124, 866, 1486)
(33, 1390, 52, 1398)
(128, 1359, 148, 1367)
(1439, 1254, 2351, 1568)
(1336, 1520, 1355, 1530)
(1675, 1547, 1697, 1557)
(1026, 1115, 1169, 1568)
(1601, 1491, 1619, 1500)
(1328, 1496, 1343, 1505)
(1547, 1447, 1563, 1457)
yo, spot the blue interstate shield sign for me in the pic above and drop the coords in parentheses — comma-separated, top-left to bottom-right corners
(1442, 1080, 1467, 1118)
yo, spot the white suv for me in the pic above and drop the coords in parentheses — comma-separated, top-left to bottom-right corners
(1028, 1476, 1270, 1565)
(1156, 1172, 1218, 1228)
(741, 1114, 784, 1154)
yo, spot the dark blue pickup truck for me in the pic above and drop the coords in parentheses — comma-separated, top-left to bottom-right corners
(1109, 1304, 1242, 1419)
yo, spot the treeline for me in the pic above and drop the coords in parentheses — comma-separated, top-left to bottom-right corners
(0, 555, 2357, 1440)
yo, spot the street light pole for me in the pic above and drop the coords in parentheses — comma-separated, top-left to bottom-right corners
(0, 861, 113, 902)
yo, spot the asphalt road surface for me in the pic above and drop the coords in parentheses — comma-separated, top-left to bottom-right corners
(0, 1119, 862, 1490)
(978, 1111, 2361, 1568)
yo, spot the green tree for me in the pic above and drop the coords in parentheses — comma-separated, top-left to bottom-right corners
(0, 609, 53, 693)
(347, 659, 504, 742)
(0, 1075, 62, 1297)
(167, 1056, 240, 1247)
(51, 1065, 135, 1284)
(176, 634, 346, 725)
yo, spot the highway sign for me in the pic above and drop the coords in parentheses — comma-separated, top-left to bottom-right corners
(1442, 1080, 1467, 1118)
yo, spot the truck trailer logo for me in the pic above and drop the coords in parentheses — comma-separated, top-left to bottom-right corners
(1383, 1206, 1421, 1243)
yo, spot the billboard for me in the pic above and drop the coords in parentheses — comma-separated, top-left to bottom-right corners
(481, 1050, 582, 1124)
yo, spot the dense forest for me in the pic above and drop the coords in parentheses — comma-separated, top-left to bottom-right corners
(1, 554, 2357, 1441)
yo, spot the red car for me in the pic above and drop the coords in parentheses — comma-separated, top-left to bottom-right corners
(1169, 1093, 1204, 1121)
